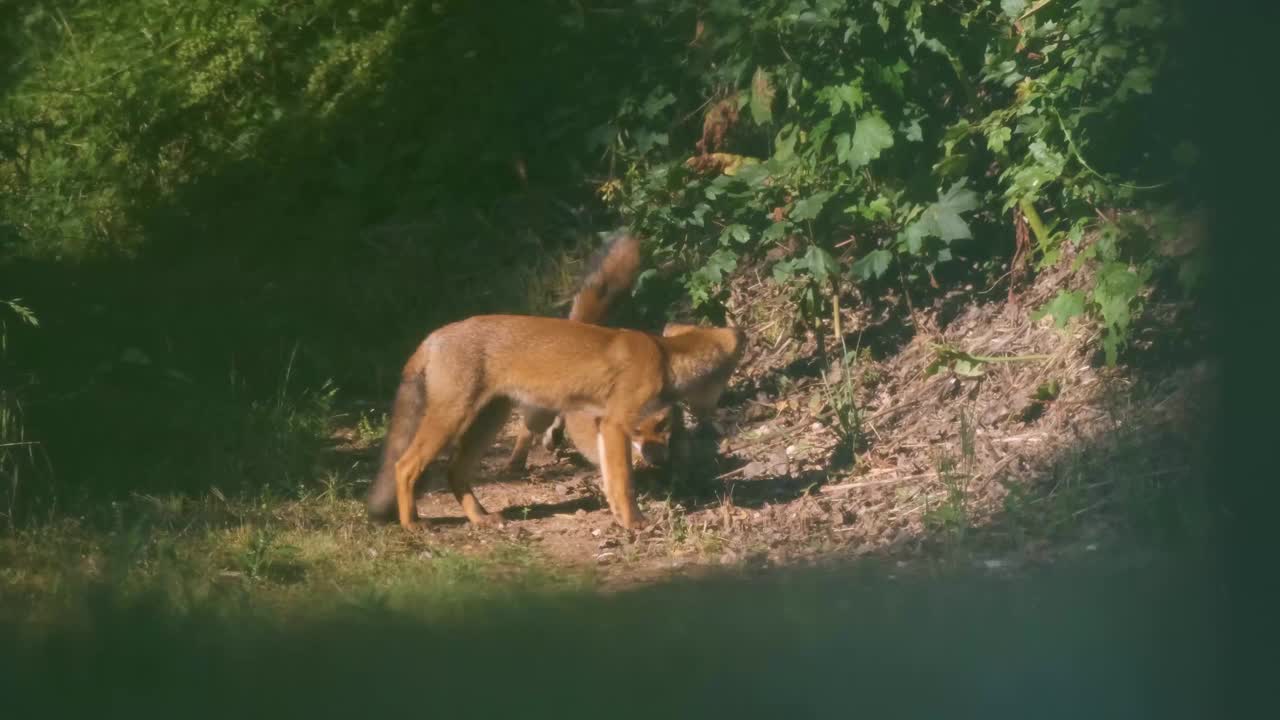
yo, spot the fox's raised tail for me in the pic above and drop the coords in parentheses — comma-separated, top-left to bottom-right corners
(367, 342, 430, 522)
(568, 230, 643, 325)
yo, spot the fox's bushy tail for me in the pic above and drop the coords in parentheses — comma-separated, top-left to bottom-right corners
(568, 231, 642, 325)
(367, 343, 430, 522)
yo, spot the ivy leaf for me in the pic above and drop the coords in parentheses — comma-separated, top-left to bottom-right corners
(1032, 290, 1085, 328)
(790, 191, 833, 222)
(750, 67, 775, 124)
(848, 114, 894, 169)
(851, 249, 892, 280)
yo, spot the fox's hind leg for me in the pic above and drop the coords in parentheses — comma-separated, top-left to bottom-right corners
(394, 372, 484, 530)
(448, 399, 513, 526)
(505, 406, 556, 473)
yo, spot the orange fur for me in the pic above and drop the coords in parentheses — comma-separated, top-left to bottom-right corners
(367, 314, 745, 531)
(506, 232, 680, 474)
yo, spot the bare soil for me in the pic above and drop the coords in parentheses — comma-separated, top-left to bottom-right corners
(338, 245, 1213, 588)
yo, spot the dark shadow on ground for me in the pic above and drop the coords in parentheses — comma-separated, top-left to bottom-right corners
(0, 551, 1219, 719)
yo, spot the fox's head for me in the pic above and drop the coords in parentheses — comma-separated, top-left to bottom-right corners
(630, 406, 677, 467)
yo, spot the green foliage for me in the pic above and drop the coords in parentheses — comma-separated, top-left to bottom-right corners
(597, 0, 1197, 364)
(1, 297, 41, 526)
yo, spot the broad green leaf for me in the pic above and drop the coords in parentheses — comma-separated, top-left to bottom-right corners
(641, 92, 676, 118)
(803, 244, 840, 282)
(1000, 0, 1029, 18)
(835, 82, 863, 113)
(937, 180, 979, 214)
(773, 125, 798, 162)
(851, 249, 892, 280)
(790, 191, 833, 222)
(901, 119, 923, 142)
(772, 258, 801, 283)
(763, 221, 791, 242)
(848, 114, 894, 169)
(750, 67, 775, 124)
(986, 126, 1012, 153)
(733, 163, 771, 187)
(835, 133, 852, 164)
(1032, 290, 1085, 328)
(719, 223, 751, 244)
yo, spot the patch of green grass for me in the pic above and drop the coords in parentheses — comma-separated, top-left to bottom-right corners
(0, 483, 591, 626)
(923, 408, 976, 547)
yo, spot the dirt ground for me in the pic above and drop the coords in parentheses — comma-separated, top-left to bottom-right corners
(344, 244, 1212, 588)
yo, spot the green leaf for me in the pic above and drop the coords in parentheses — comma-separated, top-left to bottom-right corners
(803, 244, 840, 282)
(763, 221, 791, 242)
(790, 191, 833, 222)
(986, 125, 1012, 153)
(834, 82, 863, 113)
(903, 180, 978, 249)
(718, 223, 751, 244)
(1000, 0, 1029, 18)
(835, 133, 852, 164)
(773, 125, 798, 162)
(641, 92, 676, 118)
(750, 67, 775, 124)
(858, 197, 893, 221)
(848, 114, 894, 169)
(772, 258, 801, 283)
(851, 249, 893, 280)
(1032, 290, 1085, 329)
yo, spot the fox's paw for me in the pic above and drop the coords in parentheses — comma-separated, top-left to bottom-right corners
(469, 512, 506, 530)
(618, 511, 649, 532)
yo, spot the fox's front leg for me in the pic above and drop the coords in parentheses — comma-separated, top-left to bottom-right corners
(597, 420, 646, 530)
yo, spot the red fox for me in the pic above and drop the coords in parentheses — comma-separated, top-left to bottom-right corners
(366, 235, 746, 531)
(504, 232, 683, 474)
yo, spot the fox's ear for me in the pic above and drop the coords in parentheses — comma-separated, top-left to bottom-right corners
(662, 322, 699, 337)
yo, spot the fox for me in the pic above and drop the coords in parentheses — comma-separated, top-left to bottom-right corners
(504, 232, 683, 475)
(366, 238, 746, 532)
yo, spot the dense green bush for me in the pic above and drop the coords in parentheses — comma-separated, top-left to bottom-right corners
(0, 1, 1200, 506)
(595, 0, 1199, 363)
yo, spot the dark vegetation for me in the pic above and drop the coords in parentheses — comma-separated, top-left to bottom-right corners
(0, 0, 1230, 712)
